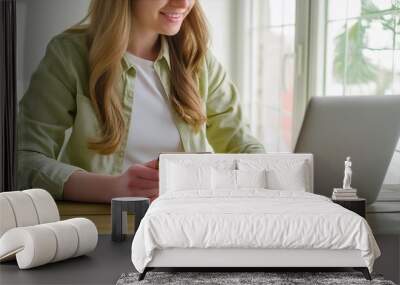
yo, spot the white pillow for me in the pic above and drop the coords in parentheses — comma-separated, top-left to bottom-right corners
(166, 162, 212, 191)
(237, 159, 309, 191)
(212, 169, 237, 190)
(211, 169, 268, 190)
(236, 169, 267, 188)
(266, 162, 307, 191)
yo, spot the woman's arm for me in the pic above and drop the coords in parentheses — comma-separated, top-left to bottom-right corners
(63, 160, 159, 203)
(17, 35, 85, 199)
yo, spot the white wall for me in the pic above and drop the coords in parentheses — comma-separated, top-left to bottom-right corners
(200, 0, 234, 77)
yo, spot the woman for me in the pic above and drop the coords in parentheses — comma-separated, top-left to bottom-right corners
(17, 0, 265, 203)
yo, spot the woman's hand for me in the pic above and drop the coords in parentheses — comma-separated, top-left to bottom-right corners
(63, 159, 159, 203)
(114, 159, 159, 201)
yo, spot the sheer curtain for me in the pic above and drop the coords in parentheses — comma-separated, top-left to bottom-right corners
(241, 0, 297, 152)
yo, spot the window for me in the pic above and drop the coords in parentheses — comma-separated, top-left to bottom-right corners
(241, 0, 399, 191)
(310, 0, 400, 191)
(324, 0, 400, 96)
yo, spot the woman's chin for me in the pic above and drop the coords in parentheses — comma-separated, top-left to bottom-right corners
(160, 29, 181, 36)
(158, 24, 182, 36)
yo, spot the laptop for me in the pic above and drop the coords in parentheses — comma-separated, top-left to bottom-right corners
(295, 95, 400, 204)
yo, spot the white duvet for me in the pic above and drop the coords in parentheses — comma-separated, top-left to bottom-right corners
(131, 190, 380, 273)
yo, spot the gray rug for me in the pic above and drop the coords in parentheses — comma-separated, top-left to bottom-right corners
(116, 271, 396, 285)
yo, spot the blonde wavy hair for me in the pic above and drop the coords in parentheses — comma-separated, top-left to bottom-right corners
(71, 0, 209, 154)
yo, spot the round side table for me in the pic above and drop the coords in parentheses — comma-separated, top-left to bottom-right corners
(111, 197, 150, 242)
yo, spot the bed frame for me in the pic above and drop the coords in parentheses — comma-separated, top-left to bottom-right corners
(137, 154, 372, 281)
(139, 248, 371, 280)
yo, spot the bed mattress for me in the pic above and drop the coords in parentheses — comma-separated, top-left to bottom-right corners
(131, 190, 380, 273)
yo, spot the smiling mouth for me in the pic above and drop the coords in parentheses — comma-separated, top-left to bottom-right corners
(160, 12, 185, 22)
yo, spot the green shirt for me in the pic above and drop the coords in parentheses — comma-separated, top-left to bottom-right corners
(17, 32, 265, 200)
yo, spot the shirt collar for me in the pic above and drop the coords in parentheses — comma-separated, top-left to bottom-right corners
(122, 35, 171, 72)
(156, 35, 171, 68)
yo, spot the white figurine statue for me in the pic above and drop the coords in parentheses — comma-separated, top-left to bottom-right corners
(342, 156, 352, 189)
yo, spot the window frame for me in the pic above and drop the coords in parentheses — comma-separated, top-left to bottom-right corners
(292, 0, 313, 148)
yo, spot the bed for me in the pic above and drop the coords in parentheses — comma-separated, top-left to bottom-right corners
(131, 154, 380, 280)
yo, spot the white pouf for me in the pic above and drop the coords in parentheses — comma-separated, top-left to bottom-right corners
(0, 189, 98, 269)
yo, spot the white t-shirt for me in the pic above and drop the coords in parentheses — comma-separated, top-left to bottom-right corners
(122, 52, 182, 171)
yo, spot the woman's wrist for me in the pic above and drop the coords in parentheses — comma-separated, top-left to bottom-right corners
(63, 170, 119, 203)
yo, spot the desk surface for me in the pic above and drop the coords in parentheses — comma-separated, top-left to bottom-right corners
(0, 235, 133, 285)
